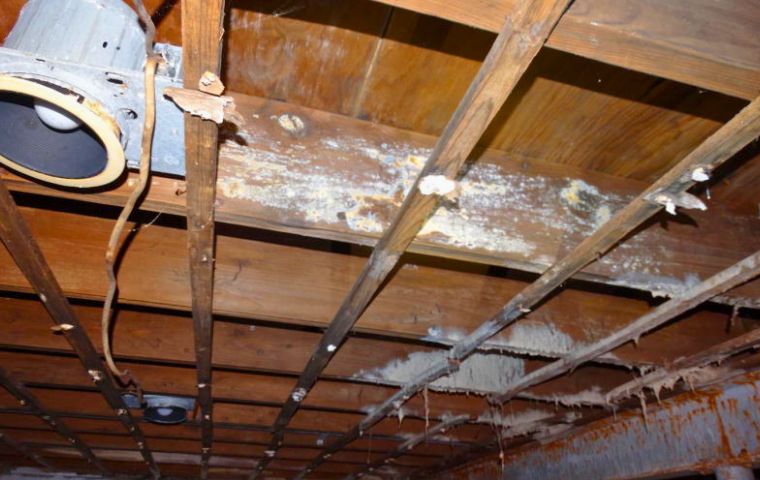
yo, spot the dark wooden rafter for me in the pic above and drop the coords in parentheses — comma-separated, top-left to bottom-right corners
(0, 181, 161, 478)
(180, 0, 226, 478)
(491, 250, 760, 403)
(252, 1, 572, 476)
(0, 368, 107, 474)
(344, 415, 470, 480)
(0, 430, 54, 470)
(293, 96, 760, 477)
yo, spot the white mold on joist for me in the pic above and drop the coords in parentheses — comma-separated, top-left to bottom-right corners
(559, 179, 620, 229)
(423, 323, 623, 365)
(549, 386, 607, 407)
(356, 351, 525, 395)
(217, 119, 685, 282)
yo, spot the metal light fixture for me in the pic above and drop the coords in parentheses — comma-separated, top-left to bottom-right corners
(122, 393, 195, 425)
(0, 0, 185, 188)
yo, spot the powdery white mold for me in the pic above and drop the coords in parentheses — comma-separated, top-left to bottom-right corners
(356, 351, 525, 395)
(423, 323, 624, 366)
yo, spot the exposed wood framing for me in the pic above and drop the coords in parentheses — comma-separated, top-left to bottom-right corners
(370, 0, 760, 100)
(606, 324, 760, 403)
(0, 181, 161, 478)
(0, 430, 54, 470)
(344, 415, 470, 480)
(293, 96, 760, 476)
(3, 93, 758, 309)
(0, 368, 107, 474)
(0, 210, 753, 372)
(251, 1, 572, 476)
(181, 1, 226, 478)
(491, 250, 760, 403)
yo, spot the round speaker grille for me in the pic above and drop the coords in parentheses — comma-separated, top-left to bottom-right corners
(0, 75, 125, 188)
(143, 405, 188, 425)
(0, 93, 107, 179)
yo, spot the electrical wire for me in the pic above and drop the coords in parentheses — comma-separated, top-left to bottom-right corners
(101, 0, 160, 390)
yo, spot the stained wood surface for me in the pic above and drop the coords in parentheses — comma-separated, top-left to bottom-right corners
(2, 92, 758, 306)
(2, 205, 757, 368)
(0, 368, 106, 473)
(1, 1, 751, 188)
(254, 0, 572, 474)
(293, 96, 760, 477)
(370, 0, 760, 100)
(181, 0, 226, 476)
(0, 182, 161, 478)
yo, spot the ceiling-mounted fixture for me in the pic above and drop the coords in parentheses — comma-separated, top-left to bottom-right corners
(0, 0, 185, 188)
(122, 393, 195, 425)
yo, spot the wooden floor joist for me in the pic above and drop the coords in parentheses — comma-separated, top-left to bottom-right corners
(606, 323, 760, 403)
(370, 0, 760, 100)
(0, 368, 107, 474)
(251, 1, 572, 476)
(491, 250, 760, 403)
(180, 1, 226, 478)
(0, 181, 161, 479)
(3, 93, 758, 309)
(294, 96, 760, 477)
(344, 415, 470, 480)
(0, 430, 54, 470)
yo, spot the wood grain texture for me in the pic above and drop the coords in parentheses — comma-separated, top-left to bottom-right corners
(0, 204, 757, 369)
(0, 181, 161, 478)
(181, 1, 225, 476)
(252, 2, 573, 472)
(0, 368, 107, 473)
(4, 90, 756, 306)
(225, 0, 392, 116)
(295, 96, 760, 477)
(370, 0, 760, 99)
(492, 250, 760, 403)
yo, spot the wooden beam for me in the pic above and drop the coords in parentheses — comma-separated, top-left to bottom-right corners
(0, 368, 107, 474)
(295, 96, 760, 476)
(0, 181, 161, 478)
(607, 325, 760, 403)
(253, 1, 572, 474)
(345, 415, 470, 480)
(370, 0, 760, 100)
(0, 206, 756, 371)
(180, 1, 226, 478)
(3, 93, 759, 308)
(492, 250, 760, 403)
(0, 349, 615, 431)
(0, 430, 54, 470)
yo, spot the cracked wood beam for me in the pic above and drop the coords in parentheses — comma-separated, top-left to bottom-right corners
(0, 430, 54, 470)
(293, 96, 760, 477)
(370, 0, 760, 100)
(251, 1, 572, 476)
(0, 368, 107, 474)
(491, 250, 760, 404)
(344, 415, 470, 480)
(181, 1, 226, 478)
(606, 324, 760, 403)
(0, 180, 161, 478)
